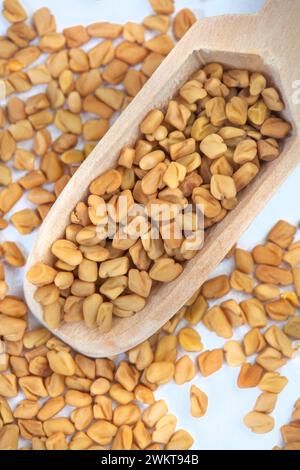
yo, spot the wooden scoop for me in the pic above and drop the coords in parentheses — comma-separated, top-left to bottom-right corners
(24, 0, 300, 357)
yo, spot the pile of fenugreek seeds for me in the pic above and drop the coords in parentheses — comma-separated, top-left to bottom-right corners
(0, 0, 299, 451)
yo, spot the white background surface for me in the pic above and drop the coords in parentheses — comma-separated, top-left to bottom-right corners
(1, 0, 300, 450)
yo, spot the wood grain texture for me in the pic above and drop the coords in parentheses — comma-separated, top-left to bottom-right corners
(24, 0, 300, 357)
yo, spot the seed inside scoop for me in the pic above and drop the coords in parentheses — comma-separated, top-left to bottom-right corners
(27, 64, 292, 333)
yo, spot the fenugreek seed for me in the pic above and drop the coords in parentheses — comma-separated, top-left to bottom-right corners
(173, 8, 196, 39)
(19, 376, 48, 400)
(11, 209, 41, 234)
(185, 295, 208, 325)
(249, 72, 266, 95)
(192, 187, 221, 219)
(132, 421, 151, 449)
(1, 242, 25, 267)
(283, 241, 300, 267)
(166, 430, 194, 450)
(264, 325, 294, 358)
(198, 349, 223, 377)
(255, 265, 293, 285)
(252, 242, 283, 266)
(109, 384, 134, 405)
(226, 96, 248, 125)
(23, 328, 51, 350)
(63, 25, 90, 48)
(43, 301, 62, 329)
(144, 33, 173, 55)
(0, 131, 16, 162)
(174, 355, 196, 385)
(69, 431, 93, 450)
(256, 347, 287, 372)
(224, 341, 246, 367)
(180, 80, 207, 104)
(163, 162, 186, 189)
(43, 417, 74, 437)
(254, 392, 278, 414)
(142, 51, 165, 77)
(211, 175, 236, 200)
(230, 270, 254, 293)
(93, 396, 112, 421)
(87, 22, 122, 39)
(0, 373, 18, 397)
(26, 263, 57, 287)
(95, 87, 124, 111)
(281, 424, 300, 445)
(65, 390, 92, 408)
(178, 327, 203, 352)
(149, 258, 183, 282)
(237, 363, 264, 388)
(115, 361, 139, 392)
(133, 385, 154, 406)
(201, 275, 230, 300)
(47, 351, 76, 377)
(99, 276, 127, 301)
(140, 110, 164, 136)
(90, 169, 122, 196)
(0, 424, 19, 450)
(155, 335, 177, 363)
(87, 419, 117, 445)
(90, 377, 110, 396)
(253, 283, 280, 302)
(284, 317, 300, 340)
(150, 0, 174, 14)
(0, 165, 11, 185)
(165, 100, 191, 131)
(113, 404, 141, 427)
(34, 283, 60, 306)
(261, 117, 291, 139)
(268, 220, 297, 248)
(37, 397, 65, 421)
(96, 302, 112, 333)
(233, 139, 257, 164)
(200, 134, 227, 160)
(243, 328, 266, 356)
(265, 298, 295, 322)
(233, 162, 259, 192)
(190, 384, 208, 418)
(203, 306, 233, 339)
(240, 298, 267, 328)
(29, 356, 51, 377)
(234, 248, 254, 274)
(9, 356, 28, 378)
(0, 315, 26, 341)
(0, 183, 23, 214)
(111, 425, 133, 451)
(259, 372, 288, 394)
(0, 296, 27, 318)
(146, 362, 174, 385)
(244, 411, 275, 434)
(143, 13, 169, 32)
(128, 341, 153, 372)
(40, 33, 66, 53)
(13, 399, 40, 420)
(51, 240, 83, 267)
(33, 7, 56, 35)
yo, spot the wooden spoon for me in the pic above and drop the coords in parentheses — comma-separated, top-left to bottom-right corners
(24, 0, 300, 357)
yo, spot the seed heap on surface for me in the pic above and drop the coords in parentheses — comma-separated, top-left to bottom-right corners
(27, 61, 292, 332)
(1, 218, 300, 450)
(0, 0, 197, 238)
